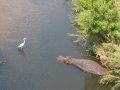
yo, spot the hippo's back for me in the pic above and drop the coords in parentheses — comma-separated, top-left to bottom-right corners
(70, 59, 108, 75)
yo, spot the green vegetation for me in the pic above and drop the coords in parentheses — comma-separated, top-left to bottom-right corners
(72, 0, 120, 43)
(95, 43, 120, 69)
(0, 60, 6, 64)
(99, 70, 120, 90)
(71, 0, 120, 89)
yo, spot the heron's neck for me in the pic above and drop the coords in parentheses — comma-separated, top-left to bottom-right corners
(23, 40, 26, 44)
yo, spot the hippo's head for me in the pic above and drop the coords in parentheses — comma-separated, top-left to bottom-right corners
(57, 56, 71, 64)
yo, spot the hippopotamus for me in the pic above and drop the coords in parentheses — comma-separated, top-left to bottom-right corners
(57, 56, 108, 75)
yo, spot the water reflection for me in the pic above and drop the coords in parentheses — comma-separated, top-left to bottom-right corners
(84, 75, 109, 90)
(64, 0, 72, 3)
(0, 0, 38, 50)
(18, 49, 26, 57)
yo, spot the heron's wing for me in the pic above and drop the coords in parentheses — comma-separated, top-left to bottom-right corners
(18, 43, 24, 48)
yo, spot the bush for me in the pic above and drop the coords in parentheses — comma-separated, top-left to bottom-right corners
(71, 0, 120, 89)
(95, 43, 120, 69)
(99, 70, 120, 90)
(72, 0, 120, 44)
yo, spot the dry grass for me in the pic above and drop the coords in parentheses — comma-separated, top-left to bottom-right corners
(95, 43, 120, 69)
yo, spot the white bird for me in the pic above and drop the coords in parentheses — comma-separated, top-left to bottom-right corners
(18, 38, 27, 50)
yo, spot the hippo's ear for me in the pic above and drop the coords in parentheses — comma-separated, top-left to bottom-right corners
(65, 56, 71, 60)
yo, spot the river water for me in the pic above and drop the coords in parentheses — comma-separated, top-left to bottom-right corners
(0, 0, 109, 90)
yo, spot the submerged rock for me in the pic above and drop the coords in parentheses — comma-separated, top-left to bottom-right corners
(0, 51, 7, 64)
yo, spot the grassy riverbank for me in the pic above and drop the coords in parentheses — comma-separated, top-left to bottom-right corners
(71, 0, 120, 89)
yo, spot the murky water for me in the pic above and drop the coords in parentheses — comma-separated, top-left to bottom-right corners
(0, 0, 109, 90)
